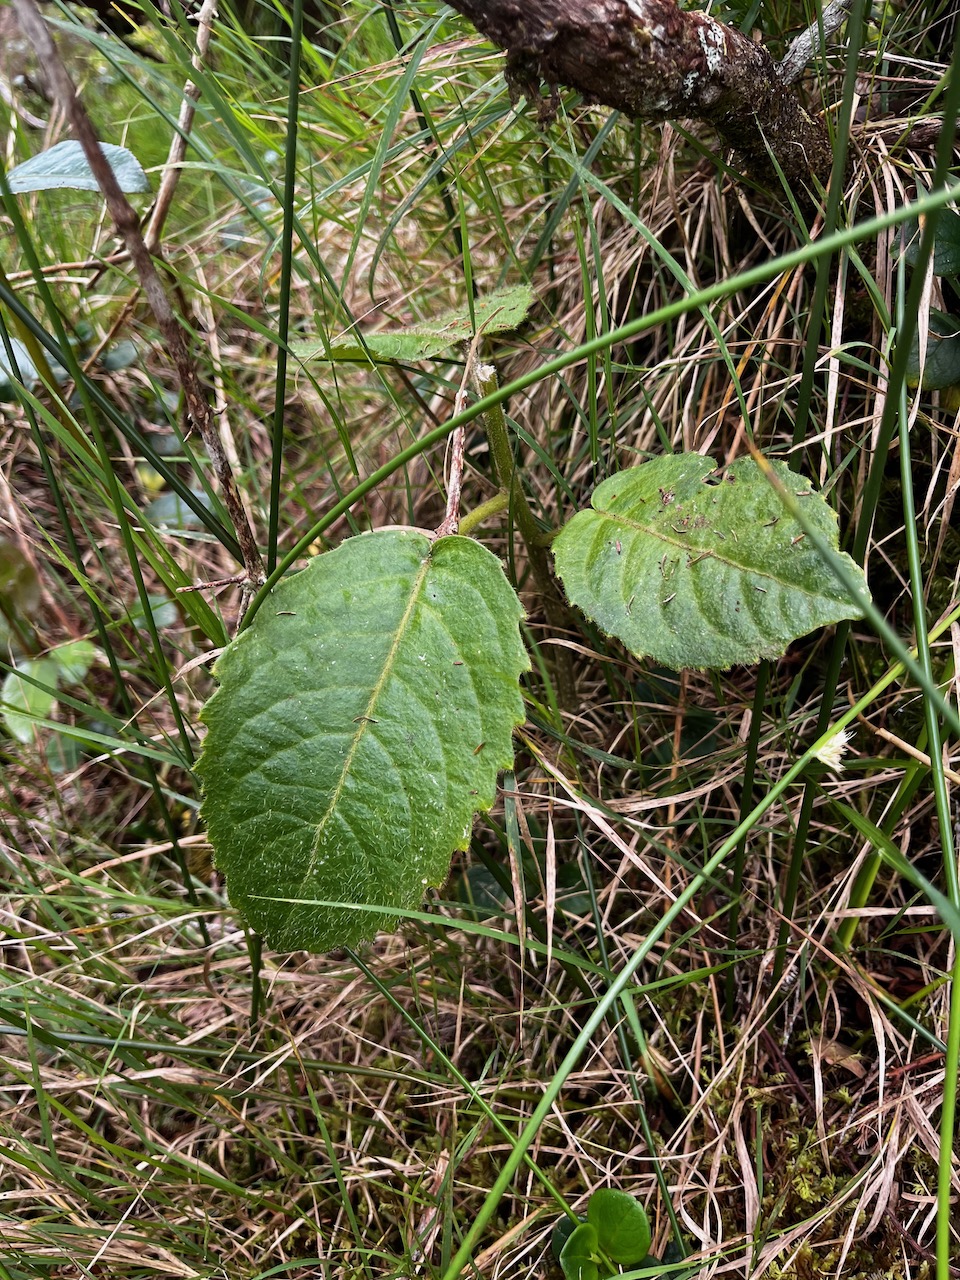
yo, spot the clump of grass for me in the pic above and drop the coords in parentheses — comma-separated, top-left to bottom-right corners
(0, 0, 958, 1277)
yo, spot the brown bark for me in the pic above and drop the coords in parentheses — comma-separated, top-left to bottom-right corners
(444, 0, 835, 197)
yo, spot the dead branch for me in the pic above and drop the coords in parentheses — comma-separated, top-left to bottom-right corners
(443, 0, 843, 197)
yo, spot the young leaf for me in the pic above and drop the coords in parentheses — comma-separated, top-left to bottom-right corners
(2, 659, 59, 744)
(559, 1221, 601, 1280)
(292, 284, 534, 364)
(6, 141, 150, 194)
(0, 537, 40, 616)
(552, 456, 869, 670)
(551, 1215, 587, 1262)
(587, 1189, 652, 1265)
(198, 530, 528, 953)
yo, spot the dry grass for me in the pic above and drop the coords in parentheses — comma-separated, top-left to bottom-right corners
(0, 2, 958, 1278)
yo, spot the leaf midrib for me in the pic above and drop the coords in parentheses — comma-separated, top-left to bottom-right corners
(594, 506, 840, 597)
(295, 544, 432, 899)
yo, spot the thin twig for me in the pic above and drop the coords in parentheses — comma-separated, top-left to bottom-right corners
(144, 0, 219, 254)
(778, 0, 855, 86)
(857, 716, 960, 786)
(12, 0, 265, 593)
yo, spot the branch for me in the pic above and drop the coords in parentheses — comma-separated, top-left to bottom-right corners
(144, 0, 218, 253)
(443, 0, 837, 196)
(778, 0, 854, 87)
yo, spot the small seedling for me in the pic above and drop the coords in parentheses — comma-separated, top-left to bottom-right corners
(552, 1188, 655, 1279)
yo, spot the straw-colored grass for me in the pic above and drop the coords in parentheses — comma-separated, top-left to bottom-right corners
(0, 1, 958, 1277)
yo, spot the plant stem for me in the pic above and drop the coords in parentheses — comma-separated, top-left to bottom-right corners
(475, 364, 576, 707)
(266, 0, 303, 575)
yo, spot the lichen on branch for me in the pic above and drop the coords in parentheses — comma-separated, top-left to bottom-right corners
(443, 0, 837, 196)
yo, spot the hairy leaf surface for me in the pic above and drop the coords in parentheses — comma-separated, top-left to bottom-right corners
(291, 284, 533, 363)
(198, 530, 528, 952)
(553, 456, 869, 670)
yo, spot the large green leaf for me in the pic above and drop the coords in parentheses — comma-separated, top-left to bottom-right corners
(292, 284, 534, 364)
(198, 530, 528, 953)
(6, 141, 150, 194)
(553, 456, 869, 670)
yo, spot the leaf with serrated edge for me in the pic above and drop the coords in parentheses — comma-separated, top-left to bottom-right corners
(553, 456, 869, 671)
(198, 530, 528, 953)
(292, 284, 534, 364)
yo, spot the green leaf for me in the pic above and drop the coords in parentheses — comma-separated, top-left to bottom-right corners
(49, 639, 96, 685)
(46, 733, 81, 776)
(198, 530, 529, 953)
(6, 141, 150, 194)
(143, 490, 214, 534)
(2, 659, 59, 744)
(292, 284, 534, 364)
(129, 593, 179, 630)
(552, 456, 870, 671)
(587, 1189, 652, 1265)
(906, 309, 960, 390)
(900, 209, 960, 277)
(101, 340, 139, 371)
(559, 1222, 600, 1280)
(551, 1215, 586, 1262)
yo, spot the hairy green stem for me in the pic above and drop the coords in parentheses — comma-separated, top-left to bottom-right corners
(476, 365, 576, 706)
(457, 491, 510, 536)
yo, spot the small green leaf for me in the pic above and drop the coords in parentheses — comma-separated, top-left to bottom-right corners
(198, 529, 529, 953)
(143, 490, 214, 534)
(906, 309, 960, 390)
(587, 1189, 652, 1265)
(101, 340, 139, 371)
(2, 659, 59, 744)
(129, 593, 179, 630)
(553, 456, 870, 671)
(559, 1221, 600, 1280)
(293, 284, 534, 364)
(7, 141, 150, 194)
(551, 1215, 586, 1262)
(0, 538, 41, 653)
(49, 639, 96, 685)
(47, 733, 81, 776)
(900, 210, 960, 277)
